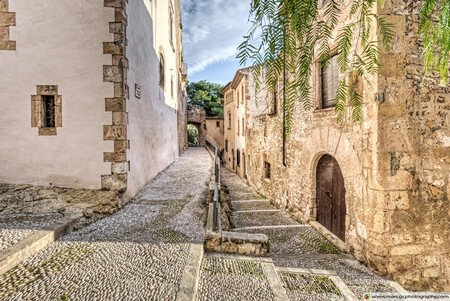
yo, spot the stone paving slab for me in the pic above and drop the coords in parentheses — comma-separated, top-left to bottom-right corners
(278, 271, 346, 301)
(239, 226, 341, 255)
(272, 255, 400, 299)
(233, 211, 299, 229)
(196, 254, 275, 301)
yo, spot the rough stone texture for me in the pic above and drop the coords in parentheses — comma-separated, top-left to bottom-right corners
(205, 231, 270, 256)
(196, 254, 275, 301)
(279, 272, 345, 301)
(102, 0, 129, 192)
(0, 148, 211, 300)
(187, 105, 207, 146)
(0, 183, 121, 231)
(241, 0, 449, 291)
(0, 0, 15, 51)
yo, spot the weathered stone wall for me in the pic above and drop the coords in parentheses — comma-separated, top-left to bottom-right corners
(187, 105, 207, 146)
(370, 0, 449, 291)
(244, 0, 449, 291)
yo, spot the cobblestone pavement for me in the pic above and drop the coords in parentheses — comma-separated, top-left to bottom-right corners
(218, 168, 403, 300)
(1, 148, 211, 301)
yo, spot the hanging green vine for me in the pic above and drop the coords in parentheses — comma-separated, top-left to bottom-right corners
(238, 0, 449, 132)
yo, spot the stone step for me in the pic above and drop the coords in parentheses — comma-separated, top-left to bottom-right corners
(232, 200, 275, 211)
(232, 210, 299, 229)
(237, 226, 342, 255)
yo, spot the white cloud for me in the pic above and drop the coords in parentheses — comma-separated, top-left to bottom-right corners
(181, 0, 250, 76)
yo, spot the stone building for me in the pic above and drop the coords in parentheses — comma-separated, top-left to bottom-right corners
(231, 1, 449, 291)
(222, 67, 266, 176)
(205, 117, 224, 150)
(0, 0, 188, 200)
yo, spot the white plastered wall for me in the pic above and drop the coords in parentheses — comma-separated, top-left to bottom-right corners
(0, 0, 113, 189)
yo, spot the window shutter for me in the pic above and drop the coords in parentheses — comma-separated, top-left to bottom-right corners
(322, 54, 339, 108)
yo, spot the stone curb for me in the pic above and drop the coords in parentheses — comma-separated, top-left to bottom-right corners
(176, 244, 204, 301)
(0, 218, 77, 275)
(205, 230, 270, 256)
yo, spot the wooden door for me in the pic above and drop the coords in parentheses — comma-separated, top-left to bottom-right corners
(316, 155, 346, 241)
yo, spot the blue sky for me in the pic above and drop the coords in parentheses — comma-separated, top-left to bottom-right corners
(181, 0, 251, 85)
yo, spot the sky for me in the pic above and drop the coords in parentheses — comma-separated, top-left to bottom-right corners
(181, 0, 251, 85)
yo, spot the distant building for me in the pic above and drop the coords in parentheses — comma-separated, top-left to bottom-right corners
(205, 117, 224, 151)
(0, 0, 188, 200)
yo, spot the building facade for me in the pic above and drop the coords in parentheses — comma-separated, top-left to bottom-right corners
(0, 0, 187, 200)
(227, 1, 449, 291)
(205, 117, 224, 150)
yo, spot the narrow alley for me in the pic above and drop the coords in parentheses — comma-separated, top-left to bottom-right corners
(0, 148, 407, 300)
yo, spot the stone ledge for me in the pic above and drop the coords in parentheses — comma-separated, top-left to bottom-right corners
(0, 219, 77, 275)
(205, 230, 270, 256)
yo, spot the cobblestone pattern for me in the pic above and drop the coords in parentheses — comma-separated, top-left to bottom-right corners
(279, 272, 345, 301)
(273, 255, 398, 299)
(221, 169, 264, 201)
(2, 148, 211, 300)
(240, 226, 340, 255)
(0, 213, 61, 252)
(196, 255, 275, 301)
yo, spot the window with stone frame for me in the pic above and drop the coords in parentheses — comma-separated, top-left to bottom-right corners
(31, 85, 62, 136)
(237, 117, 240, 135)
(171, 75, 174, 97)
(268, 81, 278, 115)
(264, 161, 271, 179)
(159, 54, 165, 89)
(216, 121, 220, 128)
(242, 117, 245, 136)
(241, 85, 244, 104)
(225, 139, 228, 152)
(237, 91, 240, 108)
(228, 112, 231, 130)
(321, 53, 339, 108)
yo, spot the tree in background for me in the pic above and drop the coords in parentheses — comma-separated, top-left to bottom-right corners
(187, 80, 224, 117)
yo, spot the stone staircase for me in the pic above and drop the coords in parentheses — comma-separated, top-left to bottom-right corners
(194, 168, 406, 301)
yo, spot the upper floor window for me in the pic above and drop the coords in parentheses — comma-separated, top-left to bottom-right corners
(237, 91, 240, 108)
(241, 117, 244, 136)
(321, 53, 339, 108)
(228, 112, 231, 129)
(269, 81, 278, 115)
(43, 95, 55, 128)
(159, 54, 165, 89)
(216, 121, 220, 128)
(241, 86, 244, 104)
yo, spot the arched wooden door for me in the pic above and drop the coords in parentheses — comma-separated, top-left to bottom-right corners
(316, 155, 346, 241)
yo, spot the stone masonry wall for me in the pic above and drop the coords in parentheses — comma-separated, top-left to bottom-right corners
(245, 0, 449, 291)
(102, 0, 130, 193)
(370, 0, 450, 291)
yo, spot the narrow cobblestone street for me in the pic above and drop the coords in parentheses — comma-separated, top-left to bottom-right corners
(0, 148, 211, 300)
(1, 148, 407, 300)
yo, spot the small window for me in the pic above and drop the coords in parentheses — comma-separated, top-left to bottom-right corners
(169, 4, 174, 47)
(241, 86, 244, 104)
(321, 54, 339, 108)
(216, 121, 220, 128)
(171, 76, 174, 97)
(241, 117, 244, 136)
(237, 91, 240, 108)
(237, 149, 241, 167)
(43, 95, 55, 128)
(237, 118, 240, 135)
(225, 139, 228, 152)
(269, 82, 278, 115)
(159, 54, 165, 89)
(264, 161, 271, 179)
(228, 112, 231, 129)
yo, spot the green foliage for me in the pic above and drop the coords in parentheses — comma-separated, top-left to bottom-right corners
(420, 0, 450, 86)
(187, 80, 224, 117)
(187, 124, 199, 145)
(239, 0, 449, 132)
(60, 294, 69, 301)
